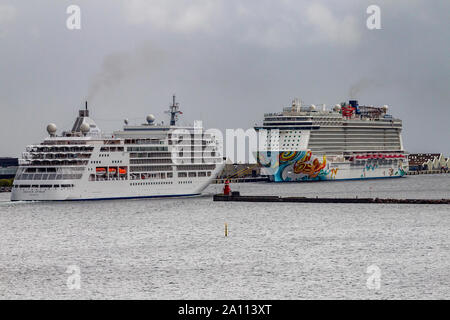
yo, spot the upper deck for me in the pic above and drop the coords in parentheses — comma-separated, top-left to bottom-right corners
(257, 99, 403, 131)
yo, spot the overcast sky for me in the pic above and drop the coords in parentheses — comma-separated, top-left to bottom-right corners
(0, 0, 449, 157)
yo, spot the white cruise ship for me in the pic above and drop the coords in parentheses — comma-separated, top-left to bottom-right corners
(11, 96, 224, 201)
(256, 99, 409, 182)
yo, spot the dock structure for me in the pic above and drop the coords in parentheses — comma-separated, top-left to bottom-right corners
(0, 186, 12, 193)
(212, 177, 268, 184)
(407, 170, 449, 175)
(213, 193, 450, 204)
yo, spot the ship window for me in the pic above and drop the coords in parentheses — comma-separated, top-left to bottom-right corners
(178, 172, 187, 178)
(188, 172, 196, 178)
(207, 172, 211, 176)
(198, 172, 206, 177)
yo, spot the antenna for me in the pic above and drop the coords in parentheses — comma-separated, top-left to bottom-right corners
(85, 101, 88, 111)
(165, 94, 182, 126)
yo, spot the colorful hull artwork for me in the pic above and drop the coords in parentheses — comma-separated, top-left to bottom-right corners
(257, 150, 408, 182)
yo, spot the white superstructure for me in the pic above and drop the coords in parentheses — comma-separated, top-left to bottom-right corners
(11, 97, 224, 201)
(256, 99, 409, 182)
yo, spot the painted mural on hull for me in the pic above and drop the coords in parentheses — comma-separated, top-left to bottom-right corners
(258, 150, 407, 182)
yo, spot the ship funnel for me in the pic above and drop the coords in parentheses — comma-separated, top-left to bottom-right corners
(69, 101, 101, 136)
(79, 101, 89, 117)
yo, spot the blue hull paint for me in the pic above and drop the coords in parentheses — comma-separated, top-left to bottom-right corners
(12, 193, 201, 202)
(68, 193, 201, 201)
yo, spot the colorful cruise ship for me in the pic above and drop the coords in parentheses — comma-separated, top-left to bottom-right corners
(256, 99, 408, 182)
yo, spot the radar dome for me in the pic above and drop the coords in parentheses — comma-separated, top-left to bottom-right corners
(382, 105, 389, 112)
(333, 104, 341, 112)
(310, 104, 316, 110)
(146, 114, 156, 124)
(80, 122, 90, 134)
(46, 123, 57, 136)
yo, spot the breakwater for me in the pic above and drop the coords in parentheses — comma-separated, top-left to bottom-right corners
(213, 193, 450, 204)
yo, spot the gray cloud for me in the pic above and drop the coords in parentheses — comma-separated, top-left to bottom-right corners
(0, 0, 449, 157)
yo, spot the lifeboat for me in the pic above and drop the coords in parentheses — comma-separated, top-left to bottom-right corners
(108, 167, 117, 173)
(119, 168, 127, 175)
(96, 167, 106, 173)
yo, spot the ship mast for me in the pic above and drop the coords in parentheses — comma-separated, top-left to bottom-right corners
(167, 94, 182, 126)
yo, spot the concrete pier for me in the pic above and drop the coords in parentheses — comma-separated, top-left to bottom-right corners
(213, 193, 450, 204)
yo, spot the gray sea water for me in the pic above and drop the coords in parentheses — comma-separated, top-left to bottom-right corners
(0, 174, 449, 299)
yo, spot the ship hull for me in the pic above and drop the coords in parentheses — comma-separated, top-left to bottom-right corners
(258, 151, 408, 182)
(11, 163, 224, 201)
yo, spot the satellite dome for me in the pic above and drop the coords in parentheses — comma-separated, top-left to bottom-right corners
(333, 104, 341, 112)
(46, 123, 57, 136)
(310, 104, 316, 110)
(146, 114, 156, 124)
(382, 105, 389, 112)
(80, 122, 90, 134)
